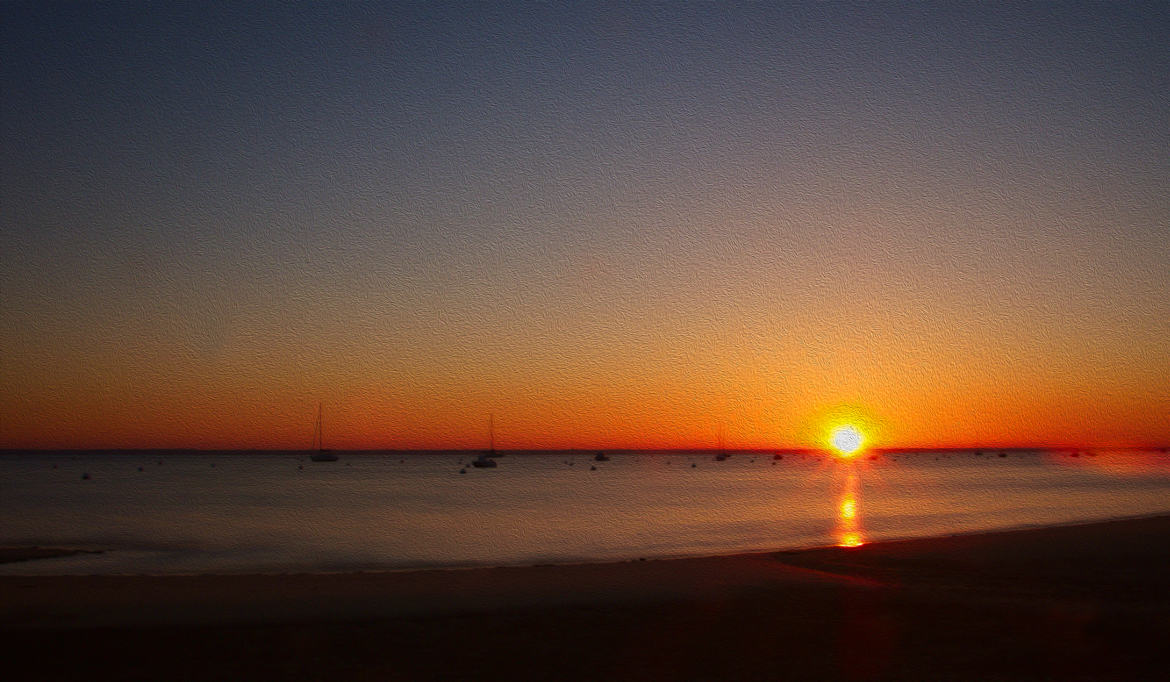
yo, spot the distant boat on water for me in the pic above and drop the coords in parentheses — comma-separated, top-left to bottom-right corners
(594, 451, 610, 462)
(471, 414, 498, 468)
(471, 453, 497, 468)
(310, 403, 338, 462)
(714, 427, 729, 461)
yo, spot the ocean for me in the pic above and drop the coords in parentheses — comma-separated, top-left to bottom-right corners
(2, 449, 1169, 575)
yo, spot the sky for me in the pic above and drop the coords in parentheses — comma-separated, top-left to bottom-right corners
(2, 2, 1168, 450)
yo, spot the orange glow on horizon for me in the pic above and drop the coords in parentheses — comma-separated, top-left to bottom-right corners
(1, 361, 1168, 450)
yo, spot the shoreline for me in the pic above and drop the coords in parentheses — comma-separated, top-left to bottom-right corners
(5, 509, 1170, 576)
(3, 514, 1169, 680)
(0, 547, 104, 565)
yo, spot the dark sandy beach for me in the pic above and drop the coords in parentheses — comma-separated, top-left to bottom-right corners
(3, 515, 1169, 681)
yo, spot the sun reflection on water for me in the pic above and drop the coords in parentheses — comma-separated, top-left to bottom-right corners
(838, 531, 864, 548)
(834, 463, 865, 548)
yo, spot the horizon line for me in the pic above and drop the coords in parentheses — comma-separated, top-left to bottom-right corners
(2, 445, 1168, 454)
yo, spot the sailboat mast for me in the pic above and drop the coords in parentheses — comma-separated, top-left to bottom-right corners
(489, 413, 495, 454)
(315, 402, 323, 452)
(307, 402, 338, 461)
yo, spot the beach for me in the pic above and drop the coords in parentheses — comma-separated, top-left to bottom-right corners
(3, 514, 1168, 681)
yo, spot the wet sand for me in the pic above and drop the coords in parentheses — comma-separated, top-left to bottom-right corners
(3, 515, 1169, 680)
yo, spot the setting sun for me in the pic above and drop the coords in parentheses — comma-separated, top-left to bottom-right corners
(831, 426, 864, 457)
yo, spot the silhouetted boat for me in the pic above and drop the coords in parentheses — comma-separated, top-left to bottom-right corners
(594, 451, 610, 462)
(309, 403, 338, 462)
(472, 415, 498, 468)
(714, 427, 729, 461)
(471, 454, 497, 468)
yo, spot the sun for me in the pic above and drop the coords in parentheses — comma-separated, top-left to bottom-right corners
(830, 425, 864, 458)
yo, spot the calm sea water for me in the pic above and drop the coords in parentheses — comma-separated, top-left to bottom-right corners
(2, 450, 1169, 575)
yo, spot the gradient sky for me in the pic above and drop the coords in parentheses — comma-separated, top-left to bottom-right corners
(2, 2, 1168, 450)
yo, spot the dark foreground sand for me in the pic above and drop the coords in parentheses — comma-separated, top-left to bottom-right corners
(3, 516, 1169, 681)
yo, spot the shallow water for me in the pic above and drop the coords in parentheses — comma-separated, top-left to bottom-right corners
(2, 449, 1168, 574)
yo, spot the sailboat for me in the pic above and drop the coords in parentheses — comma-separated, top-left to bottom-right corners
(310, 403, 338, 462)
(471, 414, 498, 468)
(714, 426, 729, 461)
